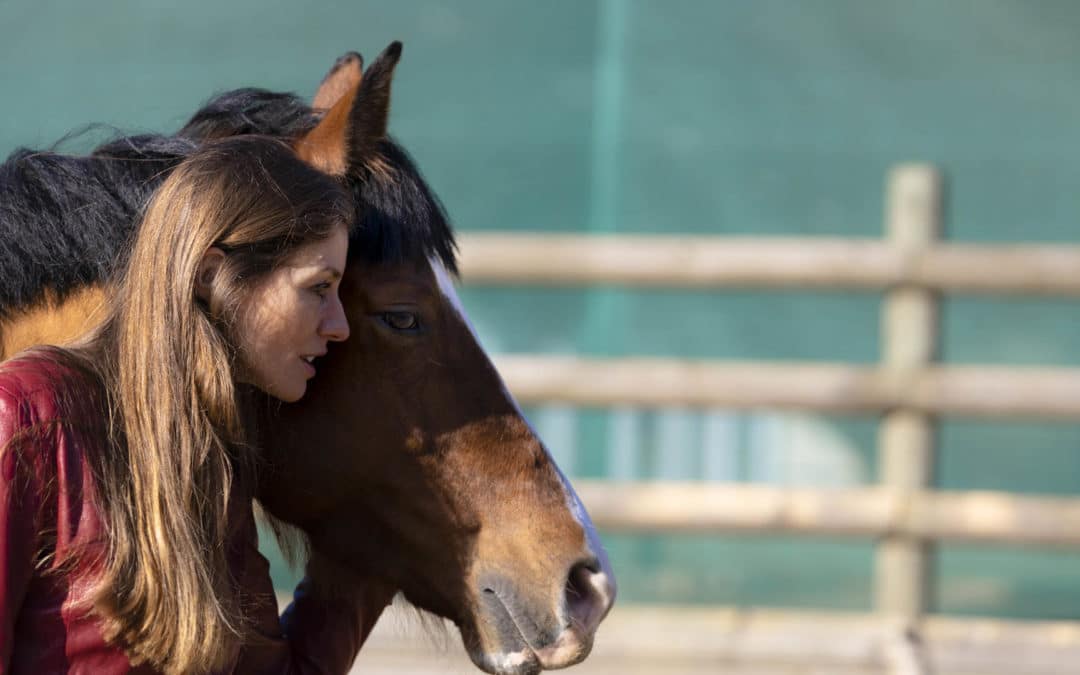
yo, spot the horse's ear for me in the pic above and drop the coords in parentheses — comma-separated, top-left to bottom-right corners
(343, 41, 402, 173)
(295, 42, 402, 176)
(312, 52, 364, 111)
(296, 53, 365, 175)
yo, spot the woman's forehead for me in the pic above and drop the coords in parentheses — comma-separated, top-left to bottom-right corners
(284, 227, 349, 271)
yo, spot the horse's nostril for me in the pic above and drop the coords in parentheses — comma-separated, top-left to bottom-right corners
(563, 560, 614, 633)
(521, 560, 615, 669)
(565, 563, 592, 603)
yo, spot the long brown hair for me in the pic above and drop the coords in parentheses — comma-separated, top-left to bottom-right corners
(76, 136, 352, 672)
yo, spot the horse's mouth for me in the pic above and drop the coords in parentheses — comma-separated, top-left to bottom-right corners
(468, 570, 600, 673)
(472, 588, 543, 675)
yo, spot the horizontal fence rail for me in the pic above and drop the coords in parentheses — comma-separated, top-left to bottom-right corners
(446, 167, 1080, 672)
(575, 481, 1080, 547)
(492, 355, 1080, 418)
(458, 233, 1080, 295)
(350, 603, 1080, 675)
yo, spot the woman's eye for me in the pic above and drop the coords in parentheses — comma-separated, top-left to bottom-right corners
(382, 311, 420, 332)
(311, 282, 332, 296)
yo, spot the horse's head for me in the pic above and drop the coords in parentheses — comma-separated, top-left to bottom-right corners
(256, 44, 615, 674)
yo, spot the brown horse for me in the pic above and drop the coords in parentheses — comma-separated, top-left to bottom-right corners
(0, 44, 614, 674)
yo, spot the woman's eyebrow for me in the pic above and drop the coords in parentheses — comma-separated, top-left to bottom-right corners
(303, 265, 342, 279)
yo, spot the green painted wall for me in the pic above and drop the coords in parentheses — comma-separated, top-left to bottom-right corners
(4, 1, 1080, 619)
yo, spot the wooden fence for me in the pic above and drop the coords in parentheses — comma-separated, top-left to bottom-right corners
(448, 164, 1080, 673)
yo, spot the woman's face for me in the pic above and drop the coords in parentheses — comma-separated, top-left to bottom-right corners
(234, 225, 350, 402)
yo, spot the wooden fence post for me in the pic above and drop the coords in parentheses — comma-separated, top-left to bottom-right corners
(875, 164, 944, 619)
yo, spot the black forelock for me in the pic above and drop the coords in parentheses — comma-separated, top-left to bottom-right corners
(348, 138, 458, 275)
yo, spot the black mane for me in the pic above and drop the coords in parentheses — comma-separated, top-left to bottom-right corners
(177, 88, 320, 140)
(0, 139, 187, 316)
(351, 139, 457, 275)
(0, 88, 457, 318)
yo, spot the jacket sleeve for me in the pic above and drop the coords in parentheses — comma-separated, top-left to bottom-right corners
(232, 508, 393, 674)
(0, 386, 43, 673)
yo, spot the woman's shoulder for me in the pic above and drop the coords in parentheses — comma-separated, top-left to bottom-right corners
(0, 348, 107, 503)
(0, 347, 101, 428)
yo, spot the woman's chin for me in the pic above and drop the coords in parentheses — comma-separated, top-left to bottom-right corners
(274, 384, 306, 403)
(249, 379, 306, 404)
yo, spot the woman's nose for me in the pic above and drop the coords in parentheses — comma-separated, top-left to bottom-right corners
(320, 295, 350, 342)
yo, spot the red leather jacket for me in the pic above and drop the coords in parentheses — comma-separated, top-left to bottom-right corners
(0, 352, 387, 674)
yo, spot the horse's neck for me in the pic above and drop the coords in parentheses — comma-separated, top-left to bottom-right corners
(1, 285, 107, 359)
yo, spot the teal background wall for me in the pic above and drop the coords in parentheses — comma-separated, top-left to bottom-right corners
(4, 1, 1080, 618)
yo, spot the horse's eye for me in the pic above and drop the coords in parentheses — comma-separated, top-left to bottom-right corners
(382, 311, 420, 332)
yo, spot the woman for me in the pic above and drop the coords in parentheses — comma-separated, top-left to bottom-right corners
(0, 136, 390, 673)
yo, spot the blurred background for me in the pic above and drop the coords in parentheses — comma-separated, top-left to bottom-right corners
(4, 1, 1080, 672)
